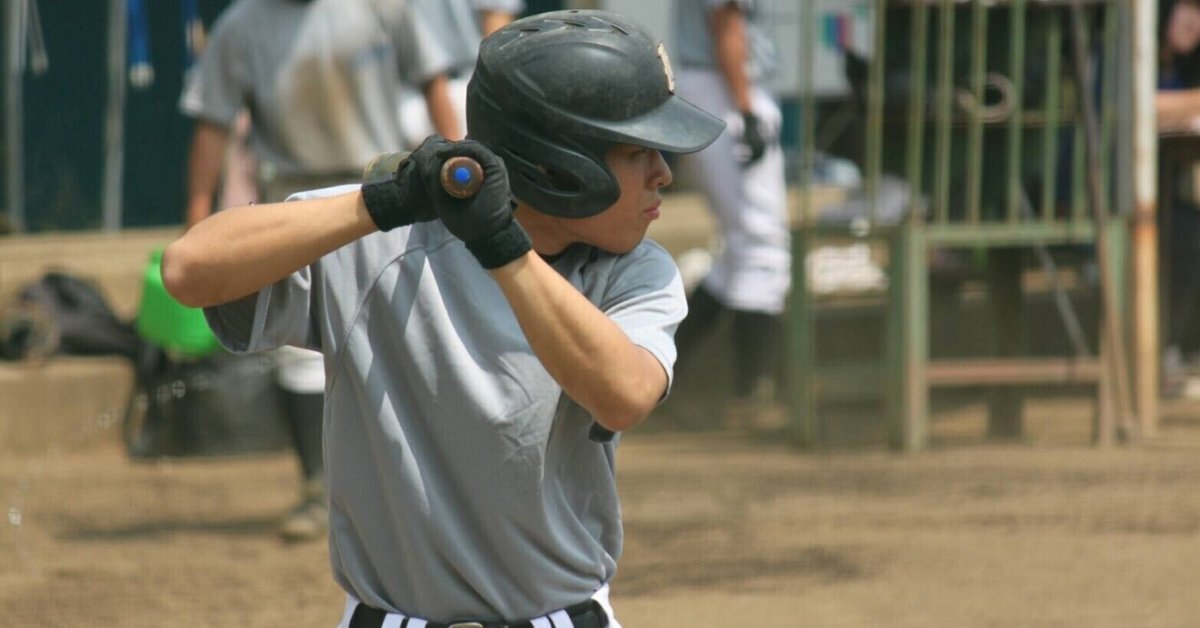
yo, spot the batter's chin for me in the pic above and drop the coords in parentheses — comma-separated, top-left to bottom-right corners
(593, 239, 642, 255)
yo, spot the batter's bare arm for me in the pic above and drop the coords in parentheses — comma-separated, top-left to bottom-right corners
(164, 191, 376, 307)
(493, 253, 667, 432)
(165, 140, 441, 307)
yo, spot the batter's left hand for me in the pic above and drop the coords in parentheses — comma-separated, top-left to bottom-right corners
(360, 136, 442, 232)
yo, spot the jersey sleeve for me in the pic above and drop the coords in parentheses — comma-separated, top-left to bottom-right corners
(392, 3, 455, 86)
(599, 242, 688, 396)
(201, 186, 359, 355)
(204, 266, 322, 354)
(178, 10, 251, 128)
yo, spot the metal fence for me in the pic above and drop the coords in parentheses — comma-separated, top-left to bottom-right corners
(791, 0, 1147, 450)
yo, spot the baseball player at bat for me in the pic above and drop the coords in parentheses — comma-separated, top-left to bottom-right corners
(162, 10, 722, 628)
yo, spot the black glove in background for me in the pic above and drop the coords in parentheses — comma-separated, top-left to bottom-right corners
(738, 111, 766, 167)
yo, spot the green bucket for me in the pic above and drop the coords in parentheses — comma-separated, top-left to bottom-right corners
(136, 248, 220, 357)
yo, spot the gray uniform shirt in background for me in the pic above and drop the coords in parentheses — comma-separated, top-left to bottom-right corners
(673, 0, 778, 81)
(180, 0, 450, 176)
(410, 0, 525, 77)
(205, 185, 687, 621)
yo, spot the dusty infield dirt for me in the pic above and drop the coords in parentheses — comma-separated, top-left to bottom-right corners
(2, 397, 1200, 627)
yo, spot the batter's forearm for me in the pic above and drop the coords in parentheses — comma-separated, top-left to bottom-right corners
(163, 190, 377, 308)
(491, 253, 667, 432)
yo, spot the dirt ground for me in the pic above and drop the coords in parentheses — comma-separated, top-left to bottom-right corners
(2, 396, 1200, 628)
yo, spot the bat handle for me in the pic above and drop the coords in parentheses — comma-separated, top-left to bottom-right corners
(440, 156, 484, 199)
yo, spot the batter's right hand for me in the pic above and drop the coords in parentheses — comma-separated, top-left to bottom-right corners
(421, 140, 532, 270)
(360, 136, 442, 232)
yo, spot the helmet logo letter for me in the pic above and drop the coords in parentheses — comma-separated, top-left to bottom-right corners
(657, 42, 675, 94)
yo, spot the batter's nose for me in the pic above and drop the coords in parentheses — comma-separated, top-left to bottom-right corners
(651, 150, 672, 189)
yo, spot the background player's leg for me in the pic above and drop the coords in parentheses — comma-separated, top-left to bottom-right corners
(275, 347, 327, 542)
(674, 283, 728, 375)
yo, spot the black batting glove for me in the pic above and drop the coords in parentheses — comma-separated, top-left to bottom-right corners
(421, 140, 532, 269)
(360, 136, 441, 232)
(738, 111, 766, 167)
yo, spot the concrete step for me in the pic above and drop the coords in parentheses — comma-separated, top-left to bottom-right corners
(1, 227, 180, 319)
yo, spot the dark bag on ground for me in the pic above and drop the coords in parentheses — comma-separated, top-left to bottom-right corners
(124, 347, 292, 459)
(0, 271, 141, 361)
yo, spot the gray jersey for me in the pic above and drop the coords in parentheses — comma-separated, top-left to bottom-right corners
(180, 0, 451, 176)
(204, 185, 686, 621)
(673, 0, 778, 81)
(410, 0, 525, 76)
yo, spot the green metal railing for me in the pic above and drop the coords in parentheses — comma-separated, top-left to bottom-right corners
(799, 0, 1127, 232)
(793, 0, 1134, 450)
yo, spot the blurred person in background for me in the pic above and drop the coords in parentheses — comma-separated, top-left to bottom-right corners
(1158, 0, 1200, 128)
(670, 0, 791, 430)
(179, 0, 457, 542)
(397, 0, 525, 146)
(1158, 0, 1200, 395)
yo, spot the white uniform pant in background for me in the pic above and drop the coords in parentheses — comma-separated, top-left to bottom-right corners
(674, 68, 792, 315)
(275, 345, 325, 395)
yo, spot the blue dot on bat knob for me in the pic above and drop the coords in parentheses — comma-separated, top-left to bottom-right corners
(453, 166, 472, 185)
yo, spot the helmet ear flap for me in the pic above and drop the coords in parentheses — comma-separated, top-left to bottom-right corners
(473, 108, 620, 218)
(501, 138, 619, 218)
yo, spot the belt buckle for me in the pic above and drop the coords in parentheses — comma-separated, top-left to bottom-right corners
(447, 624, 485, 628)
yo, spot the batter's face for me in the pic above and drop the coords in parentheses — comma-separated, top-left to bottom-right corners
(519, 144, 673, 255)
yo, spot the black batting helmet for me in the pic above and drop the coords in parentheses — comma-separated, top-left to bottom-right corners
(466, 10, 725, 218)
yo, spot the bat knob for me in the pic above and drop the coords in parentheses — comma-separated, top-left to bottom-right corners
(440, 156, 484, 199)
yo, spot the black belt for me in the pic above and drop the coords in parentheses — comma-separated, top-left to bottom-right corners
(348, 599, 608, 628)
